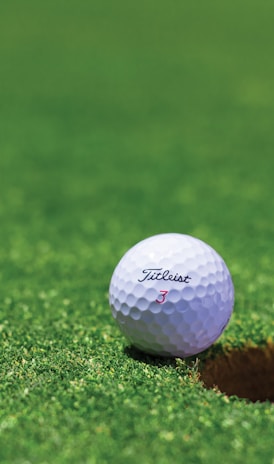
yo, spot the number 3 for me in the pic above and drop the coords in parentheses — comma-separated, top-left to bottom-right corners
(156, 290, 169, 304)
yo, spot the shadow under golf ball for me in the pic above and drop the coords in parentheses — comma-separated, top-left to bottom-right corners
(200, 342, 274, 402)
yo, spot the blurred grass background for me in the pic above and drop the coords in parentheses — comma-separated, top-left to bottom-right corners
(1, 1, 274, 463)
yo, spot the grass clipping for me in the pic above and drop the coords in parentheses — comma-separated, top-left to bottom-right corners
(200, 342, 274, 402)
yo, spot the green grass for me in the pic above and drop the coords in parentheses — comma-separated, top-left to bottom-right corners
(1, 1, 274, 463)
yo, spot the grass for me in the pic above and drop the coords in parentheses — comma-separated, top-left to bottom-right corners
(1, 1, 274, 463)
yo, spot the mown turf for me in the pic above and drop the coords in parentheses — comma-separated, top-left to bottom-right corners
(1, 1, 274, 463)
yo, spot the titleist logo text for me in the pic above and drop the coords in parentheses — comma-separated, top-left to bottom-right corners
(138, 268, 191, 284)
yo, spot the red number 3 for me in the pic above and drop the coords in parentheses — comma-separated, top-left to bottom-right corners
(156, 290, 169, 304)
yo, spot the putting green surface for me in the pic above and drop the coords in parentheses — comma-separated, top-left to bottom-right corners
(1, 1, 274, 463)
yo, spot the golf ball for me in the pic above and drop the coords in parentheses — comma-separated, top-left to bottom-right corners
(109, 233, 234, 357)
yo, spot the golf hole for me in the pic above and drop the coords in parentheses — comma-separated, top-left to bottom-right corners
(200, 342, 274, 402)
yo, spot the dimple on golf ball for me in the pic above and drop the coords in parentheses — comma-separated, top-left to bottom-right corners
(109, 233, 234, 357)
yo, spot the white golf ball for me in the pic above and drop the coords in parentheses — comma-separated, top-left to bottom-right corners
(109, 233, 234, 357)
